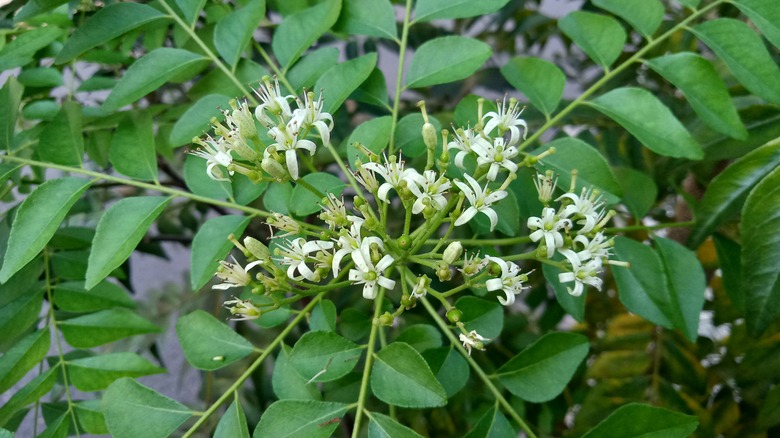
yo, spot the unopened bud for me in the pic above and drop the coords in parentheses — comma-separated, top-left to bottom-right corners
(442, 241, 463, 265)
(446, 307, 463, 323)
(377, 311, 395, 326)
(398, 234, 412, 250)
(261, 156, 287, 181)
(244, 237, 270, 261)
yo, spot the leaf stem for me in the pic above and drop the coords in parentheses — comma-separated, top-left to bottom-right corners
(388, 0, 414, 154)
(351, 288, 385, 437)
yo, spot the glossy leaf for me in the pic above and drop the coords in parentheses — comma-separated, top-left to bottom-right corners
(500, 57, 565, 116)
(422, 347, 469, 397)
(272, 0, 342, 69)
(176, 310, 254, 370)
(396, 324, 442, 352)
(582, 403, 698, 438)
(414, 0, 510, 22)
(287, 48, 340, 92)
(691, 19, 780, 105)
(0, 27, 63, 70)
(713, 234, 744, 313)
(543, 263, 586, 322)
(15, 0, 70, 22)
(463, 408, 515, 438)
(370, 342, 447, 408)
(353, 68, 390, 109)
(174, 0, 207, 25)
(406, 36, 492, 88)
(0, 290, 42, 341)
(18, 67, 63, 88)
(690, 138, 780, 248)
(613, 167, 657, 219)
(394, 113, 442, 158)
(190, 215, 250, 290)
(103, 378, 192, 438)
(334, 0, 396, 40)
(654, 237, 706, 342)
(647, 53, 747, 140)
(315, 52, 377, 114)
(0, 177, 91, 283)
(0, 77, 23, 150)
(0, 330, 49, 394)
(53, 280, 136, 313)
(59, 308, 160, 348)
(289, 331, 362, 382)
(214, 1, 266, 67)
(183, 154, 232, 200)
(214, 398, 250, 438)
(56, 3, 167, 63)
(38, 101, 84, 166)
(741, 166, 780, 336)
(253, 400, 349, 438)
(272, 344, 321, 400)
(109, 111, 158, 181)
(592, 0, 664, 37)
(497, 332, 589, 403)
(0, 367, 56, 427)
(68, 353, 164, 391)
(310, 299, 337, 332)
(103, 48, 209, 112)
(290, 173, 346, 216)
(346, 116, 392, 169)
(455, 296, 504, 339)
(169, 94, 232, 147)
(588, 87, 703, 159)
(368, 412, 424, 438)
(73, 400, 108, 435)
(734, 0, 780, 49)
(559, 11, 626, 68)
(85, 196, 170, 289)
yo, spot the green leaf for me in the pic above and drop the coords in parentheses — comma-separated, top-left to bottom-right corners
(646, 53, 747, 140)
(73, 400, 108, 435)
(463, 407, 515, 438)
(413, 0, 510, 22)
(56, 3, 167, 63)
(0, 367, 56, 427)
(290, 173, 346, 216)
(582, 403, 698, 438)
(757, 384, 780, 430)
(310, 299, 337, 332)
(559, 11, 626, 68)
(232, 175, 268, 205)
(713, 234, 744, 313)
(543, 263, 586, 322)
(334, 0, 396, 39)
(734, 0, 780, 49)
(497, 332, 589, 403)
(174, 0, 207, 25)
(214, 1, 266, 67)
(0, 27, 63, 70)
(103, 378, 192, 438)
(60, 308, 159, 348)
(253, 400, 348, 438)
(741, 166, 780, 336)
(18, 67, 63, 88)
(38, 414, 69, 438)
(613, 167, 657, 219)
(38, 100, 84, 166)
(370, 342, 447, 408)
(0, 290, 42, 341)
(0, 77, 23, 150)
(184, 154, 233, 200)
(396, 324, 442, 352)
(176, 310, 254, 370)
(469, 187, 520, 236)
(654, 237, 705, 342)
(0, 177, 91, 283)
(15, 0, 70, 22)
(353, 68, 390, 109)
(422, 347, 469, 397)
(109, 111, 158, 181)
(500, 57, 565, 116)
(678, 0, 701, 8)
(455, 296, 504, 339)
(169, 94, 232, 148)
(53, 280, 136, 313)
(272, 344, 322, 400)
(690, 138, 780, 248)
(188, 59, 269, 100)
(0, 330, 49, 394)
(588, 87, 703, 159)
(289, 331, 362, 382)
(214, 398, 250, 438)
(368, 412, 424, 438)
(690, 18, 780, 106)
(272, 0, 342, 69)
(592, 0, 664, 38)
(346, 116, 393, 168)
(315, 53, 377, 114)
(85, 196, 170, 289)
(394, 113, 442, 158)
(406, 36, 492, 88)
(533, 137, 623, 204)
(103, 48, 209, 112)
(68, 353, 164, 392)
(190, 215, 250, 290)
(287, 48, 340, 92)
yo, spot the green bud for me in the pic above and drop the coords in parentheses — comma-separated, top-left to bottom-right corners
(446, 307, 463, 323)
(244, 237, 270, 261)
(261, 156, 287, 181)
(377, 311, 395, 326)
(398, 234, 412, 249)
(436, 262, 452, 282)
(401, 294, 417, 309)
(488, 261, 502, 276)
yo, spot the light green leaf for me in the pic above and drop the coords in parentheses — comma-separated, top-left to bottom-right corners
(455, 296, 504, 339)
(654, 237, 705, 342)
(315, 52, 377, 114)
(262, 181, 292, 214)
(272, 344, 321, 400)
(334, 0, 396, 39)
(253, 400, 348, 438)
(18, 67, 63, 88)
(396, 324, 442, 352)
(346, 116, 393, 169)
(38, 101, 84, 166)
(0, 177, 91, 283)
(582, 403, 698, 438)
(592, 0, 664, 38)
(496, 332, 589, 403)
(393, 113, 442, 158)
(413, 0, 510, 22)
(38, 414, 69, 438)
(73, 400, 109, 435)
(0, 330, 49, 394)
(691, 18, 780, 106)
(176, 310, 254, 370)
(68, 353, 165, 391)
(103, 48, 209, 112)
(214, 1, 266, 67)
(287, 48, 340, 92)
(188, 59, 269, 100)
(190, 215, 250, 290)
(103, 378, 192, 438)
(272, 0, 342, 69)
(406, 36, 492, 88)
(463, 407, 515, 438)
(310, 299, 337, 332)
(613, 167, 657, 219)
(214, 398, 250, 438)
(352, 68, 390, 109)
(15, 0, 70, 22)
(0, 290, 42, 341)
(0, 367, 56, 427)
(559, 11, 626, 68)
(169, 94, 232, 148)
(290, 173, 346, 216)
(368, 411, 424, 438)
(690, 138, 780, 247)
(734, 0, 780, 49)
(183, 154, 233, 200)
(289, 331, 362, 382)
(500, 57, 565, 116)
(109, 111, 158, 181)
(53, 280, 136, 313)
(0, 77, 23, 150)
(422, 347, 469, 397)
(174, 0, 207, 25)
(85, 196, 170, 289)
(741, 166, 780, 336)
(678, 0, 701, 7)
(370, 342, 447, 408)
(232, 175, 268, 205)
(59, 308, 160, 348)
(647, 53, 747, 140)
(56, 3, 167, 63)
(0, 27, 63, 70)
(543, 263, 586, 322)
(588, 87, 703, 159)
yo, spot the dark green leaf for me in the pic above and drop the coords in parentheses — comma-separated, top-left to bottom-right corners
(613, 167, 657, 219)
(109, 111, 158, 181)
(253, 400, 348, 438)
(370, 342, 447, 408)
(272, 0, 342, 69)
(757, 384, 780, 430)
(393, 113, 442, 158)
(290, 172, 346, 216)
(406, 36, 492, 88)
(15, 0, 70, 22)
(455, 296, 504, 339)
(347, 116, 393, 168)
(315, 53, 377, 114)
(287, 48, 340, 92)
(263, 181, 293, 214)
(188, 59, 268, 100)
(559, 12, 626, 68)
(176, 310, 254, 370)
(68, 353, 164, 391)
(59, 308, 160, 348)
(0, 290, 42, 341)
(272, 344, 321, 400)
(713, 234, 744, 313)
(214, 398, 250, 438)
(38, 100, 84, 166)
(588, 87, 703, 159)
(368, 411, 424, 438)
(18, 67, 63, 88)
(0, 77, 23, 150)
(183, 154, 233, 200)
(396, 324, 442, 352)
(232, 175, 268, 205)
(543, 263, 586, 322)
(169, 94, 232, 148)
(289, 331, 362, 382)
(592, 0, 664, 37)
(422, 347, 469, 397)
(0, 330, 49, 394)
(582, 403, 698, 438)
(0, 367, 56, 427)
(73, 400, 108, 435)
(22, 100, 59, 121)
(0, 177, 91, 283)
(734, 0, 780, 49)
(463, 407, 515, 438)
(334, 0, 396, 39)
(53, 280, 136, 313)
(654, 237, 705, 342)
(414, 0, 510, 22)
(190, 215, 250, 290)
(497, 332, 589, 403)
(174, 0, 207, 25)
(214, 1, 266, 67)
(500, 57, 565, 116)
(0, 27, 63, 70)
(85, 196, 170, 289)
(741, 166, 780, 336)
(352, 68, 390, 110)
(103, 378, 192, 438)
(310, 299, 337, 332)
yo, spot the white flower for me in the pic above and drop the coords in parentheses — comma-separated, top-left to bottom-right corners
(277, 238, 334, 282)
(190, 137, 233, 182)
(266, 213, 300, 237)
(265, 122, 316, 180)
(459, 251, 489, 277)
(459, 330, 488, 355)
(558, 250, 604, 297)
(254, 76, 294, 125)
(471, 137, 519, 181)
(319, 194, 361, 230)
(213, 256, 263, 290)
(527, 207, 570, 258)
(453, 174, 508, 231)
(569, 233, 612, 263)
(447, 127, 491, 168)
(406, 170, 451, 214)
(362, 155, 413, 203)
(557, 187, 605, 234)
(482, 96, 528, 146)
(485, 257, 528, 306)
(332, 220, 383, 277)
(533, 171, 558, 204)
(411, 275, 430, 299)
(292, 91, 334, 145)
(349, 239, 395, 299)
(354, 162, 380, 192)
(223, 298, 261, 321)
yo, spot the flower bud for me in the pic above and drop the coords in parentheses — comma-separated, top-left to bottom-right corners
(261, 156, 287, 181)
(401, 294, 417, 309)
(446, 307, 463, 323)
(442, 241, 463, 265)
(377, 311, 395, 326)
(244, 237, 270, 261)
(436, 262, 452, 282)
(398, 234, 412, 250)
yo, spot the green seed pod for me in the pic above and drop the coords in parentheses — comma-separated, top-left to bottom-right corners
(446, 307, 463, 323)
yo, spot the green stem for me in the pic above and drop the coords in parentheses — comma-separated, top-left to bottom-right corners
(388, 0, 414, 154)
(351, 289, 385, 437)
(605, 220, 695, 234)
(254, 41, 297, 93)
(294, 175, 327, 199)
